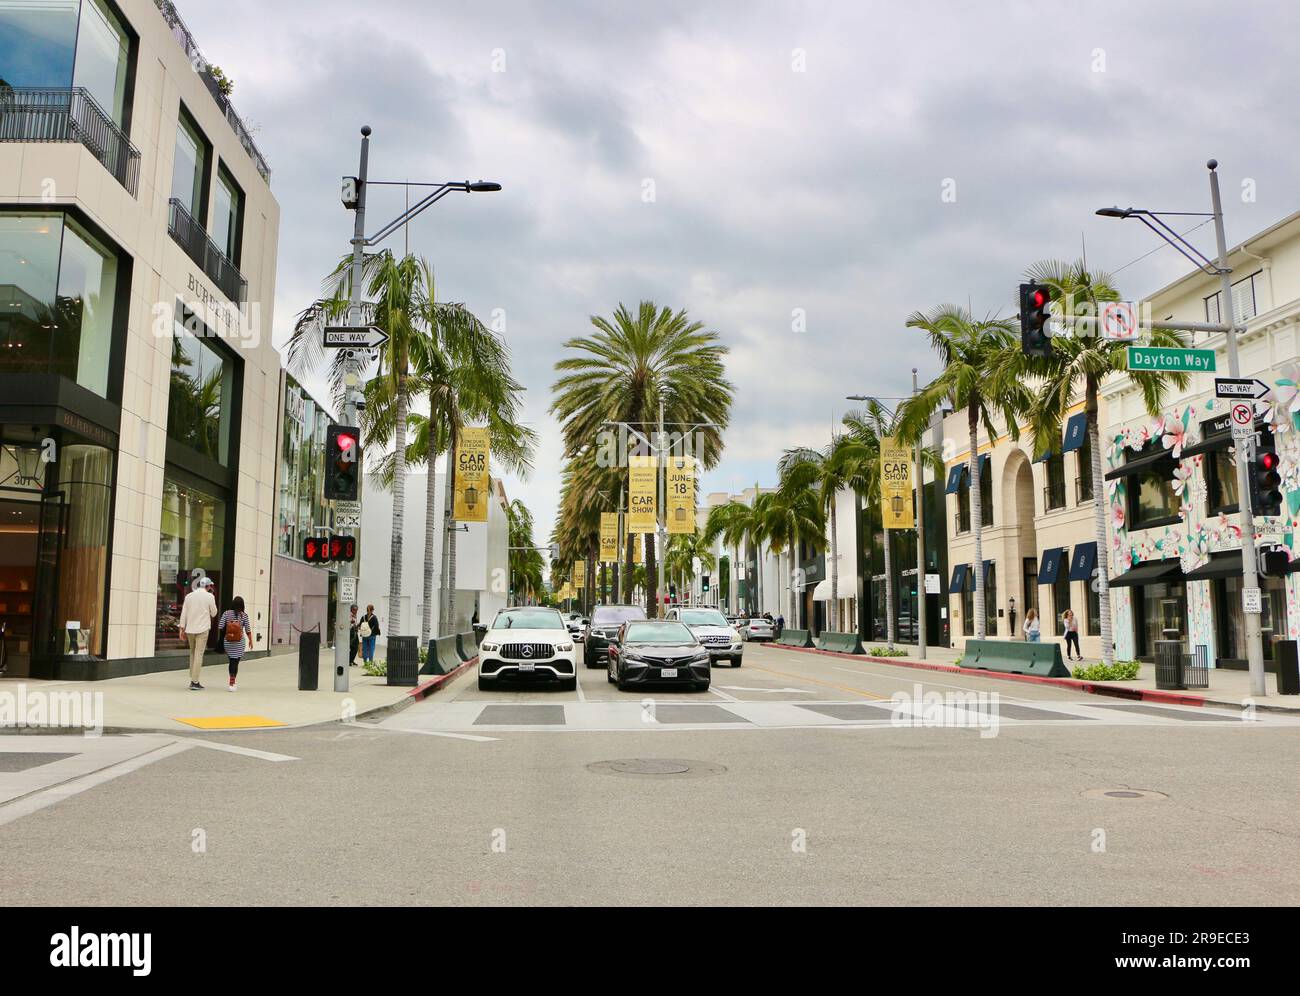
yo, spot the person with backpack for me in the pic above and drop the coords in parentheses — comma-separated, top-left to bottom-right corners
(358, 604, 380, 664)
(217, 596, 252, 692)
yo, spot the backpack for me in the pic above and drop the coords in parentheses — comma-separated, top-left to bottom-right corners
(224, 615, 244, 643)
(358, 621, 372, 639)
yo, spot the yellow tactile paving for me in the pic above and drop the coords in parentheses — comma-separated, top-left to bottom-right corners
(173, 715, 287, 730)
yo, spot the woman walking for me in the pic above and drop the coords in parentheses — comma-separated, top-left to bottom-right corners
(359, 604, 381, 665)
(218, 596, 252, 692)
(1022, 607, 1041, 643)
(1062, 608, 1082, 661)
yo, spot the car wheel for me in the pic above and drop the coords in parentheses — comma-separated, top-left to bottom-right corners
(616, 668, 631, 692)
(477, 676, 490, 691)
(733, 657, 743, 668)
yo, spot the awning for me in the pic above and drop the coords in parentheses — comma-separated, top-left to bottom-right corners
(1062, 412, 1088, 453)
(1068, 542, 1098, 582)
(1183, 550, 1246, 581)
(945, 465, 966, 494)
(1037, 547, 1066, 584)
(1033, 448, 1054, 464)
(1108, 557, 1184, 588)
(811, 578, 832, 602)
(950, 563, 969, 593)
(1104, 447, 1175, 481)
(1181, 415, 1263, 460)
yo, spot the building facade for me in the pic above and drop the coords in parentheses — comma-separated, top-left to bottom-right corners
(0, 0, 279, 677)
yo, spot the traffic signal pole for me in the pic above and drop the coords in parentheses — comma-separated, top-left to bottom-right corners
(1208, 161, 1266, 697)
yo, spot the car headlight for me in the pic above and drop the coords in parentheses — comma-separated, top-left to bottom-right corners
(557, 642, 574, 652)
(481, 642, 499, 652)
(692, 652, 711, 664)
(729, 629, 741, 640)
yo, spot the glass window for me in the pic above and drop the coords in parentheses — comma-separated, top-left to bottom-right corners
(1135, 581, 1185, 658)
(1086, 579, 1100, 636)
(0, 0, 79, 89)
(168, 304, 233, 463)
(1076, 435, 1094, 502)
(171, 111, 207, 221)
(1207, 448, 1239, 513)
(1045, 452, 1066, 509)
(212, 167, 242, 265)
(70, 0, 129, 125)
(984, 562, 997, 635)
(52, 442, 113, 657)
(0, 212, 119, 397)
(1053, 574, 1071, 634)
(491, 608, 564, 630)
(956, 486, 970, 534)
(980, 467, 992, 526)
(156, 476, 226, 653)
(961, 586, 974, 636)
(624, 621, 694, 645)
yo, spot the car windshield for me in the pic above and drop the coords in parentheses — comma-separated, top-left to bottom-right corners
(624, 621, 695, 645)
(680, 609, 729, 627)
(492, 609, 565, 630)
(592, 606, 647, 626)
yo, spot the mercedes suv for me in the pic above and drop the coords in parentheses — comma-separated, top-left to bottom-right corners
(668, 606, 744, 667)
(477, 607, 578, 691)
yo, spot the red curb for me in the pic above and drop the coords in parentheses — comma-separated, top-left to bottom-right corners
(407, 656, 476, 701)
(774, 643, 1213, 707)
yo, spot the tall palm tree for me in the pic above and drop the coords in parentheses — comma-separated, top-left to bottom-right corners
(1022, 259, 1190, 665)
(761, 462, 827, 628)
(896, 306, 1033, 640)
(703, 500, 761, 616)
(506, 499, 544, 604)
(663, 532, 716, 605)
(551, 302, 733, 616)
(288, 250, 432, 638)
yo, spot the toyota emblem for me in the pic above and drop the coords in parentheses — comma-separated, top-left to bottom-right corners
(522, 646, 534, 658)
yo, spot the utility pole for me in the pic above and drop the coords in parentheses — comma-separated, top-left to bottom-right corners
(656, 399, 666, 618)
(615, 480, 624, 604)
(913, 367, 927, 660)
(1209, 160, 1265, 697)
(334, 125, 371, 693)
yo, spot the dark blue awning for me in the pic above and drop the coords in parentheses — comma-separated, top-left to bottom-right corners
(950, 563, 969, 593)
(1068, 542, 1098, 582)
(952, 454, 989, 490)
(1062, 412, 1088, 453)
(1033, 448, 1054, 464)
(945, 465, 966, 494)
(1037, 547, 1066, 584)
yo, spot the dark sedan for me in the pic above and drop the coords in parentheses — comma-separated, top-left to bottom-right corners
(583, 604, 647, 668)
(607, 620, 711, 692)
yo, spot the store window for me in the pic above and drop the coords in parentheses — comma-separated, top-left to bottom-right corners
(155, 477, 226, 653)
(1206, 448, 1239, 514)
(277, 378, 330, 558)
(51, 443, 113, 658)
(1134, 581, 1186, 658)
(1053, 573, 1071, 635)
(0, 212, 121, 397)
(1086, 580, 1100, 636)
(962, 585, 974, 636)
(168, 304, 234, 464)
(1213, 575, 1285, 662)
(1125, 443, 1179, 528)
(984, 562, 997, 636)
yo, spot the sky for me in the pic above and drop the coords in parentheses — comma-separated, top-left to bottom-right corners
(178, 0, 1300, 546)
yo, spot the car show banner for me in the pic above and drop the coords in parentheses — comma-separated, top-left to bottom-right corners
(453, 427, 490, 522)
(628, 454, 658, 533)
(880, 436, 914, 530)
(666, 456, 696, 535)
(600, 513, 619, 562)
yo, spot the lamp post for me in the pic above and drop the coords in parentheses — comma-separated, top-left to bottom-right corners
(334, 125, 499, 692)
(1096, 159, 1265, 696)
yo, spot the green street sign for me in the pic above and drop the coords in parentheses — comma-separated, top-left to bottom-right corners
(1127, 346, 1216, 372)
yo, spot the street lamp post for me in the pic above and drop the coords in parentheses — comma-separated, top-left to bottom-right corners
(1096, 159, 1266, 696)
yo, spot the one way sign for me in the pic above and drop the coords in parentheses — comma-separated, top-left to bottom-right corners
(322, 325, 389, 350)
(1214, 377, 1270, 400)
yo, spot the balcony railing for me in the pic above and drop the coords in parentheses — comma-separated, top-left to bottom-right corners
(0, 87, 141, 196)
(1043, 482, 1067, 511)
(1076, 476, 1095, 504)
(168, 198, 247, 305)
(154, 0, 271, 184)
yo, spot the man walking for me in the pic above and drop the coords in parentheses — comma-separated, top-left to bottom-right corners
(178, 576, 217, 690)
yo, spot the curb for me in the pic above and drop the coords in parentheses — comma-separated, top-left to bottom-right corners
(772, 644, 1300, 714)
(407, 657, 476, 702)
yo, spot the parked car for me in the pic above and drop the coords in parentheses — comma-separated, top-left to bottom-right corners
(745, 617, 774, 642)
(583, 604, 648, 668)
(477, 607, 577, 691)
(607, 619, 711, 692)
(565, 611, 585, 642)
(667, 606, 744, 667)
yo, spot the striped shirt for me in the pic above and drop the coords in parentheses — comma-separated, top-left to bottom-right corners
(218, 611, 251, 660)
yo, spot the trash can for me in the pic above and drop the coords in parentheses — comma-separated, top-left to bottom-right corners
(298, 632, 320, 691)
(1154, 640, 1184, 690)
(1277, 640, 1299, 695)
(387, 635, 419, 687)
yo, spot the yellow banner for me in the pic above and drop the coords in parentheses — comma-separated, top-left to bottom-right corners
(573, 560, 586, 587)
(666, 456, 696, 535)
(880, 436, 914, 530)
(632, 533, 643, 565)
(453, 427, 490, 522)
(628, 455, 657, 533)
(600, 513, 619, 563)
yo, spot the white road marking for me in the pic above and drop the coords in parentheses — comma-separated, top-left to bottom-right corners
(354, 721, 498, 742)
(186, 739, 299, 762)
(573, 669, 587, 702)
(717, 685, 817, 695)
(708, 685, 740, 702)
(830, 666, 1037, 702)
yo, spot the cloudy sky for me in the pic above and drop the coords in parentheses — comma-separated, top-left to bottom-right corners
(181, 0, 1300, 543)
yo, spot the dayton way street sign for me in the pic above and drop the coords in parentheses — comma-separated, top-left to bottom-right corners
(323, 325, 389, 349)
(1127, 346, 1216, 372)
(1215, 377, 1270, 400)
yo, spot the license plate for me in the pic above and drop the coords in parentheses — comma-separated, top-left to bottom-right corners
(661, 668, 677, 678)
(517, 663, 535, 672)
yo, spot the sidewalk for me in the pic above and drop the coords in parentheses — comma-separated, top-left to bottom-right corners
(0, 649, 466, 733)
(784, 641, 1300, 713)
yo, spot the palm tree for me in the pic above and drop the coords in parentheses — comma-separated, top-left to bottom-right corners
(703, 500, 761, 615)
(551, 301, 733, 616)
(1022, 259, 1190, 665)
(896, 306, 1033, 640)
(663, 532, 716, 605)
(761, 463, 827, 628)
(506, 499, 544, 604)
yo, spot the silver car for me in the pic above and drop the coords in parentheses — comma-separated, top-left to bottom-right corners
(746, 617, 774, 642)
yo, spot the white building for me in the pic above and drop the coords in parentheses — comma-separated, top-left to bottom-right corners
(0, 0, 280, 677)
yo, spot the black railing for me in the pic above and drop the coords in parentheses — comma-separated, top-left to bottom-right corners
(1043, 482, 1067, 511)
(168, 198, 247, 305)
(1076, 476, 1095, 504)
(0, 87, 141, 196)
(153, 0, 271, 184)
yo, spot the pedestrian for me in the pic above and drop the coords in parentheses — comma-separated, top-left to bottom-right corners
(217, 596, 252, 692)
(348, 605, 359, 667)
(1062, 608, 1081, 661)
(1023, 607, 1041, 643)
(774, 613, 784, 638)
(178, 576, 218, 690)
(359, 604, 381, 664)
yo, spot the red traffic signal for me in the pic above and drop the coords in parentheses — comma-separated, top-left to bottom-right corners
(1249, 427, 1282, 517)
(325, 424, 361, 501)
(1019, 282, 1054, 358)
(303, 535, 332, 564)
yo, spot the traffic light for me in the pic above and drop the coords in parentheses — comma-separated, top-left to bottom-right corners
(1019, 281, 1054, 357)
(324, 424, 361, 501)
(303, 535, 332, 564)
(330, 534, 357, 563)
(1259, 544, 1290, 578)
(701, 575, 710, 593)
(1248, 426, 1282, 517)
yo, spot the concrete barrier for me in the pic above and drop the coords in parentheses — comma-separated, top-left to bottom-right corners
(421, 635, 465, 676)
(776, 628, 814, 648)
(456, 632, 477, 662)
(816, 631, 865, 654)
(962, 639, 1070, 678)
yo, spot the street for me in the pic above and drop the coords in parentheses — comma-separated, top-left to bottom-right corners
(2, 644, 1297, 906)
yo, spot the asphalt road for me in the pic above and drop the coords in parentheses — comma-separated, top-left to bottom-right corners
(1, 643, 1298, 906)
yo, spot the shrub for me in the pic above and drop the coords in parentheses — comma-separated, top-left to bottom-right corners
(1072, 660, 1140, 681)
(362, 659, 387, 677)
(869, 646, 909, 658)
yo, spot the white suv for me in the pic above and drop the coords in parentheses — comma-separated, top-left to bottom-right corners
(668, 607, 744, 667)
(477, 607, 578, 691)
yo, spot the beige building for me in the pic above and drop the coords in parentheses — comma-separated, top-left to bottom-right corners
(0, 0, 280, 677)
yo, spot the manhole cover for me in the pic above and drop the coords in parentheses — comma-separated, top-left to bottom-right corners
(587, 758, 726, 778)
(1082, 788, 1169, 801)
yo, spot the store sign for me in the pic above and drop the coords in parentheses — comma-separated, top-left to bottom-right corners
(453, 427, 490, 522)
(599, 513, 619, 563)
(666, 456, 696, 535)
(880, 436, 914, 530)
(628, 455, 657, 534)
